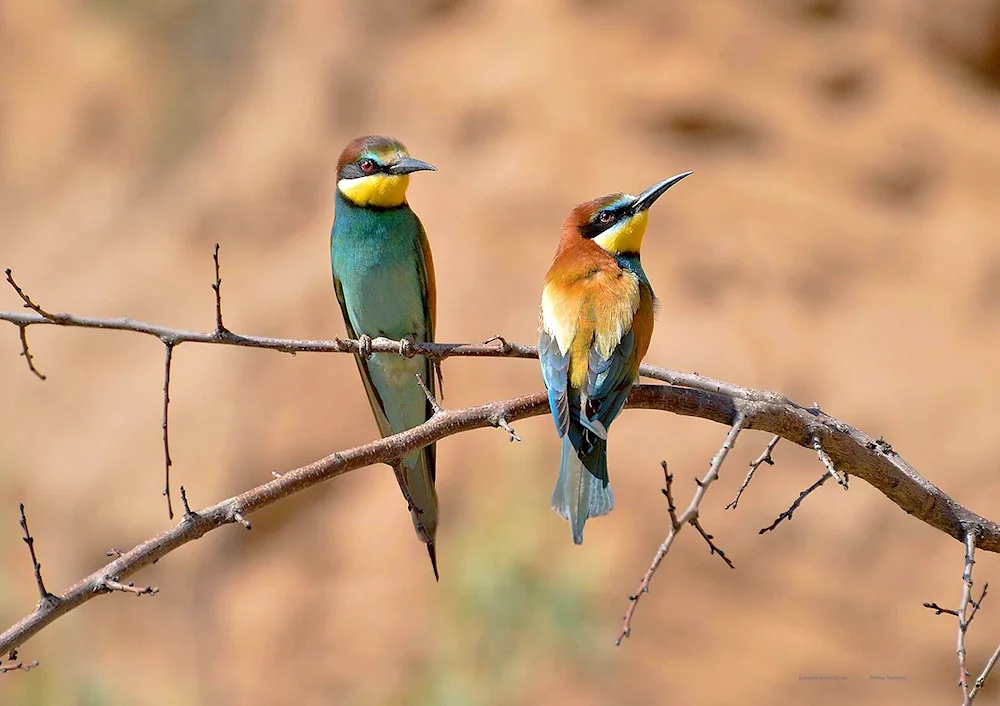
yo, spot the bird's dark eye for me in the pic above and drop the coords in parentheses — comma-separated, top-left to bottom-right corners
(359, 159, 376, 173)
(598, 211, 615, 223)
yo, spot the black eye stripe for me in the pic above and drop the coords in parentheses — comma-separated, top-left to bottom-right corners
(341, 158, 392, 179)
(578, 204, 630, 239)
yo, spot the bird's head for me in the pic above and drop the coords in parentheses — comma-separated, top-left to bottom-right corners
(336, 135, 436, 208)
(567, 172, 692, 255)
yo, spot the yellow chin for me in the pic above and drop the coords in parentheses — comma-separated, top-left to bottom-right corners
(338, 174, 410, 208)
(593, 211, 648, 254)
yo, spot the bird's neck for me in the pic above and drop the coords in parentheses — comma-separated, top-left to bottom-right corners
(614, 251, 653, 291)
(336, 176, 411, 210)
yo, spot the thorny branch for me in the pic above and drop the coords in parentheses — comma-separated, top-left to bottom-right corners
(4, 270, 999, 553)
(4, 257, 1000, 687)
(616, 415, 745, 645)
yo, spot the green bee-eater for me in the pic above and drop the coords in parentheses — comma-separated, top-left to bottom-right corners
(330, 135, 440, 579)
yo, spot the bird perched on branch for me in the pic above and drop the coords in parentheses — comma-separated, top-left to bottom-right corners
(330, 135, 441, 579)
(539, 172, 692, 544)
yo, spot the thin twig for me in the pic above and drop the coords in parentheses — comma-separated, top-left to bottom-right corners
(958, 531, 978, 701)
(433, 361, 445, 402)
(969, 583, 989, 627)
(17, 504, 56, 608)
(759, 473, 830, 534)
(968, 640, 1000, 703)
(161, 344, 175, 520)
(726, 435, 779, 510)
(660, 462, 680, 529)
(496, 416, 521, 442)
(15, 325, 45, 380)
(616, 415, 745, 645)
(179, 486, 193, 519)
(415, 373, 441, 415)
(922, 537, 999, 703)
(924, 602, 961, 618)
(813, 436, 849, 489)
(211, 243, 226, 334)
(0, 300, 777, 400)
(4, 269, 58, 321)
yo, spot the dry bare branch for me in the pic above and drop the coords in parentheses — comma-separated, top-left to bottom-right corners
(969, 641, 1000, 703)
(15, 325, 45, 380)
(759, 473, 831, 534)
(616, 415, 745, 645)
(959, 531, 978, 700)
(726, 435, 779, 510)
(17, 505, 57, 610)
(211, 243, 226, 334)
(922, 530, 1000, 703)
(161, 344, 175, 519)
(5, 268, 1000, 664)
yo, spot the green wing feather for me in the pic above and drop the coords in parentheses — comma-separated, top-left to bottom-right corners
(413, 216, 437, 482)
(332, 275, 393, 438)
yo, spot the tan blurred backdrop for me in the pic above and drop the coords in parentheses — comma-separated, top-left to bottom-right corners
(2, 1, 1000, 704)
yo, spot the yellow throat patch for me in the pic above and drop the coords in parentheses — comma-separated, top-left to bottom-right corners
(338, 174, 410, 208)
(593, 210, 649, 254)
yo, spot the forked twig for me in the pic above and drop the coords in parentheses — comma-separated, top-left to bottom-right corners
(616, 414, 745, 645)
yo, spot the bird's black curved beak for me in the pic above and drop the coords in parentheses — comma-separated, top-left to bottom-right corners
(630, 171, 693, 214)
(389, 157, 437, 175)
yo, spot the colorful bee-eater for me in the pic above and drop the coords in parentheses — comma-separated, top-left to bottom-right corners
(330, 135, 441, 579)
(539, 172, 692, 544)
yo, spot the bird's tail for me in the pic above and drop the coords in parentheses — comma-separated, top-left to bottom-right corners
(403, 445, 439, 580)
(550, 434, 614, 544)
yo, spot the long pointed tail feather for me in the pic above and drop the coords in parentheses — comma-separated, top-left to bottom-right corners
(403, 446, 439, 579)
(550, 435, 614, 544)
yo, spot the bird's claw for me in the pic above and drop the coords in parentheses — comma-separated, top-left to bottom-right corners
(398, 334, 416, 359)
(358, 334, 373, 359)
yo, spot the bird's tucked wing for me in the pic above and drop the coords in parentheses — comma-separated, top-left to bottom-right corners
(333, 275, 393, 438)
(541, 267, 648, 439)
(413, 216, 437, 481)
(540, 327, 570, 436)
(585, 281, 653, 429)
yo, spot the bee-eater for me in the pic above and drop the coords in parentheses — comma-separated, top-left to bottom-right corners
(330, 135, 441, 579)
(539, 172, 692, 544)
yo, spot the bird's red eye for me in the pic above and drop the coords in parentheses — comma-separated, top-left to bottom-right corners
(359, 159, 375, 172)
(599, 211, 614, 223)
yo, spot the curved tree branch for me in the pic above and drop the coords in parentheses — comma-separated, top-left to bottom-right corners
(1, 373, 999, 655)
(3, 304, 996, 552)
(3, 269, 1000, 661)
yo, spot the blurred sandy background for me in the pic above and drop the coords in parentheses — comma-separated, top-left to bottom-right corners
(2, 1, 1000, 704)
